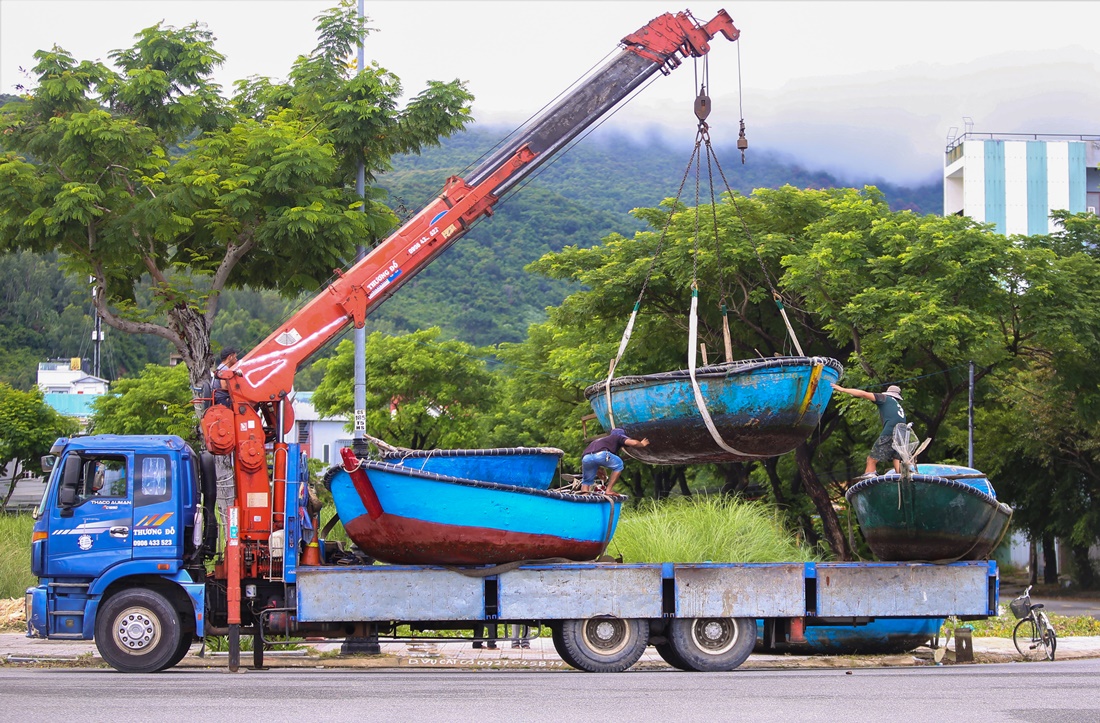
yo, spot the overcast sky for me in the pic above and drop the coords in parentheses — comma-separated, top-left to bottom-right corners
(2, 0, 1098, 184)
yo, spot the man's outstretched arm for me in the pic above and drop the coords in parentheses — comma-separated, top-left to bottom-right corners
(832, 384, 876, 401)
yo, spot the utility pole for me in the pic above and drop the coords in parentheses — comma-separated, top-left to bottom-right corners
(352, 0, 368, 448)
(967, 360, 975, 467)
(342, 0, 380, 658)
(91, 277, 104, 378)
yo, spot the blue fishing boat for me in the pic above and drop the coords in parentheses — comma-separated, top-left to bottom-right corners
(756, 617, 944, 655)
(377, 446, 563, 490)
(584, 356, 844, 464)
(325, 449, 623, 565)
(846, 464, 1012, 562)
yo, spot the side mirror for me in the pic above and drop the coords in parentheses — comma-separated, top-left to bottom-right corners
(59, 455, 82, 508)
(41, 456, 57, 474)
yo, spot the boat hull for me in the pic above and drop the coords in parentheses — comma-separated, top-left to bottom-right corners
(584, 357, 843, 464)
(378, 447, 563, 490)
(757, 617, 943, 655)
(326, 460, 622, 565)
(846, 466, 1012, 562)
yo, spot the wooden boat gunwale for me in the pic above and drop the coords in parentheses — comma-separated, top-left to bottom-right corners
(582, 355, 845, 397)
(324, 458, 624, 505)
(845, 473, 1008, 510)
(378, 446, 565, 460)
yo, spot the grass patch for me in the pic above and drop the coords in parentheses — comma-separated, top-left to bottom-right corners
(0, 513, 35, 600)
(608, 495, 820, 563)
(318, 501, 350, 548)
(948, 610, 1100, 639)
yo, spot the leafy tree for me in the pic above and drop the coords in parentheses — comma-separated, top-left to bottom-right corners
(523, 185, 1041, 559)
(976, 211, 1100, 586)
(0, 384, 79, 510)
(90, 363, 198, 443)
(0, 1, 472, 399)
(311, 328, 494, 450)
(0, 250, 173, 388)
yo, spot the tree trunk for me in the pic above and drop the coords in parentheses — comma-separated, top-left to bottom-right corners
(653, 469, 671, 500)
(623, 471, 644, 501)
(1069, 543, 1098, 590)
(164, 304, 216, 404)
(719, 463, 747, 496)
(794, 443, 849, 560)
(674, 467, 690, 496)
(1041, 533, 1059, 585)
(0, 460, 23, 511)
(763, 458, 786, 505)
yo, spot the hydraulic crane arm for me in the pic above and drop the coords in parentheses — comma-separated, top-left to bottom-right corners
(203, 9, 738, 545)
(227, 9, 737, 410)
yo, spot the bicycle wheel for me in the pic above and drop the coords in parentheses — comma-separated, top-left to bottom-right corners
(1039, 614, 1057, 661)
(1013, 617, 1046, 661)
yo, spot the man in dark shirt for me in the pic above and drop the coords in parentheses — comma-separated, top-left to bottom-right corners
(831, 383, 907, 478)
(213, 347, 238, 408)
(580, 428, 649, 493)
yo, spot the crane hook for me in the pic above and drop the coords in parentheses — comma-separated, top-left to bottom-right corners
(694, 91, 711, 122)
(737, 118, 748, 164)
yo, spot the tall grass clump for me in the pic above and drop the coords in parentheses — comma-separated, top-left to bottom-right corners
(610, 495, 820, 563)
(1, 513, 36, 599)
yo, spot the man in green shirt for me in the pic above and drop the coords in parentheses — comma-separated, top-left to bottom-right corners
(832, 383, 906, 478)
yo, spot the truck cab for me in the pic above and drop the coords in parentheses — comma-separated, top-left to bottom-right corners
(27, 435, 213, 671)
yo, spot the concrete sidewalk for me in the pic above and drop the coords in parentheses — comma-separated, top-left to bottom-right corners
(5, 633, 1100, 670)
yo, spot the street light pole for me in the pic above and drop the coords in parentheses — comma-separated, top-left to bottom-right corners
(968, 360, 974, 467)
(352, 0, 367, 446)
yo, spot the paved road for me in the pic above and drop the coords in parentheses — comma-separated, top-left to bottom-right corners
(0, 473, 45, 511)
(1000, 581, 1100, 621)
(2, 660, 1099, 721)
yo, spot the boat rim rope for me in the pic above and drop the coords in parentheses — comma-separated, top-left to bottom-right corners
(602, 62, 803, 457)
(685, 103, 761, 458)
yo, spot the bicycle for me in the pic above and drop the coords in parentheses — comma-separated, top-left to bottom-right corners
(1010, 585, 1057, 661)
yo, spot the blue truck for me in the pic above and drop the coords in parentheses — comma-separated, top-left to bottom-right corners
(25, 9, 1000, 674)
(26, 432, 998, 673)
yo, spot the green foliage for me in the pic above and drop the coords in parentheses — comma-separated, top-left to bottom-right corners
(947, 611, 1100, 639)
(0, 1, 473, 393)
(511, 187, 1100, 561)
(0, 513, 35, 599)
(0, 250, 173, 388)
(970, 213, 1100, 579)
(0, 384, 78, 509)
(311, 329, 495, 449)
(89, 364, 198, 443)
(610, 495, 820, 563)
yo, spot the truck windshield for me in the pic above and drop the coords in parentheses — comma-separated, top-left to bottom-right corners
(33, 461, 59, 520)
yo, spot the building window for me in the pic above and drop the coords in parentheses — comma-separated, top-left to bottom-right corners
(322, 445, 330, 464)
(298, 421, 309, 444)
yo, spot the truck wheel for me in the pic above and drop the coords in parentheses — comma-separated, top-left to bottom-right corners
(95, 589, 183, 673)
(654, 642, 692, 671)
(549, 622, 583, 669)
(157, 633, 195, 672)
(557, 617, 649, 673)
(667, 617, 755, 672)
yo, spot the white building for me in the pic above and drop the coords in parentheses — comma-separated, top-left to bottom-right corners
(292, 391, 351, 466)
(943, 133, 1100, 236)
(36, 358, 109, 395)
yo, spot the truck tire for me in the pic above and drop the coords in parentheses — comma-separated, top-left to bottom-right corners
(557, 617, 649, 673)
(95, 589, 183, 673)
(667, 617, 755, 672)
(157, 634, 195, 672)
(653, 642, 693, 671)
(549, 622, 583, 669)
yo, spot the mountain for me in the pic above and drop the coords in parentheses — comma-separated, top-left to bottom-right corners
(0, 125, 944, 388)
(366, 125, 942, 345)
